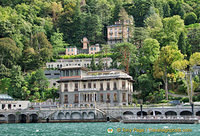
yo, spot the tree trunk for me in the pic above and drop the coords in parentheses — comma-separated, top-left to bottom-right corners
(165, 76, 168, 100)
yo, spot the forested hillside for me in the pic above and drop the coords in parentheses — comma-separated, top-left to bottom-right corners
(0, 0, 200, 103)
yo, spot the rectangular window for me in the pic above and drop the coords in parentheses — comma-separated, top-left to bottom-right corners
(100, 83, 103, 91)
(88, 83, 91, 88)
(107, 82, 110, 90)
(107, 93, 110, 103)
(83, 84, 86, 89)
(71, 48, 73, 51)
(84, 94, 87, 102)
(100, 94, 103, 102)
(64, 84, 68, 92)
(94, 47, 96, 50)
(76, 70, 79, 76)
(74, 94, 79, 103)
(93, 83, 96, 88)
(91, 48, 93, 51)
(66, 70, 69, 76)
(2, 104, 5, 109)
(8, 104, 11, 109)
(74, 83, 78, 91)
(114, 82, 117, 90)
(90, 94, 92, 102)
(122, 93, 126, 102)
(64, 95, 68, 103)
(114, 93, 117, 102)
(122, 81, 126, 89)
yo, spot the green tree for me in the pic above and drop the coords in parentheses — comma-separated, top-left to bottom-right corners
(90, 55, 97, 70)
(187, 26, 200, 53)
(8, 65, 24, 99)
(133, 27, 149, 48)
(50, 31, 68, 57)
(177, 32, 186, 54)
(31, 32, 53, 67)
(160, 15, 185, 46)
(0, 38, 21, 69)
(113, 42, 137, 74)
(101, 44, 111, 68)
(139, 38, 160, 73)
(97, 54, 104, 70)
(184, 12, 197, 25)
(153, 45, 186, 100)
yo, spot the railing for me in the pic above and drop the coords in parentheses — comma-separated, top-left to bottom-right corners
(123, 115, 199, 120)
(78, 88, 98, 91)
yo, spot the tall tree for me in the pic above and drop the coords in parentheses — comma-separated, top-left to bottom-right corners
(153, 45, 186, 100)
(50, 31, 68, 57)
(31, 32, 53, 66)
(90, 55, 97, 70)
(113, 42, 137, 74)
(101, 44, 111, 68)
(187, 26, 200, 53)
(177, 32, 186, 54)
(139, 38, 160, 73)
(0, 38, 21, 69)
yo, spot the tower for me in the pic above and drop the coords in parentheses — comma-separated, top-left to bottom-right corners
(82, 37, 88, 49)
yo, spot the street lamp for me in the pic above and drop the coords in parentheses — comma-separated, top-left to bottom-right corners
(138, 99, 143, 118)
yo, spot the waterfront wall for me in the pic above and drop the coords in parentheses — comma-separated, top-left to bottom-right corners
(0, 106, 200, 123)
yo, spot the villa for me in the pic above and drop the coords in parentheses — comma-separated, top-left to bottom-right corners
(57, 66, 134, 107)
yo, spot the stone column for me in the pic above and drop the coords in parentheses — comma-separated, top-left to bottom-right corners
(79, 92, 80, 107)
(118, 92, 122, 106)
(126, 92, 128, 106)
(60, 92, 64, 105)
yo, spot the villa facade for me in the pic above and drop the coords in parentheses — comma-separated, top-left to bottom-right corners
(107, 19, 133, 45)
(58, 66, 134, 107)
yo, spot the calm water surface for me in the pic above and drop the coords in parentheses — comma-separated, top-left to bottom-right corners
(0, 123, 199, 136)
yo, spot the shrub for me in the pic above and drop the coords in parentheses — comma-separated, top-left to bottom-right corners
(181, 97, 189, 103)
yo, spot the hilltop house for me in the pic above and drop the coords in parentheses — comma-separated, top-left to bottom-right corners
(66, 37, 100, 55)
(107, 19, 133, 45)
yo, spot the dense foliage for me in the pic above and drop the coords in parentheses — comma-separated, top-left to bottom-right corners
(0, 0, 200, 103)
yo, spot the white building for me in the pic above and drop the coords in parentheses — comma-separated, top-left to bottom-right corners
(58, 66, 134, 107)
(46, 58, 113, 69)
(0, 94, 30, 110)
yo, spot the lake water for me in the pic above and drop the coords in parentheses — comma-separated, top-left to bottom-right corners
(0, 123, 199, 136)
